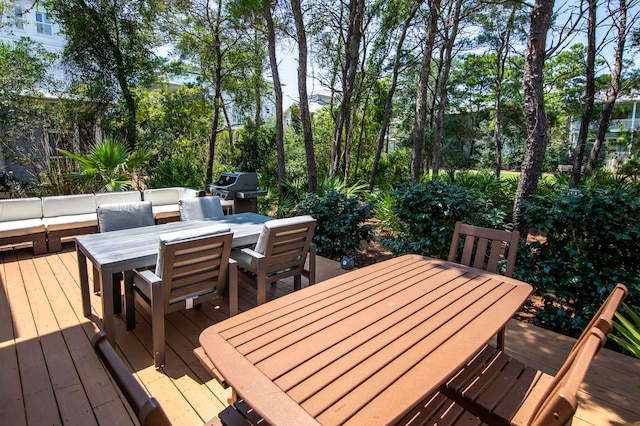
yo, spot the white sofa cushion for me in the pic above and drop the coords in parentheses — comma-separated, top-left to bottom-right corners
(42, 194, 97, 217)
(143, 187, 198, 206)
(0, 218, 46, 238)
(0, 198, 43, 222)
(43, 213, 98, 231)
(95, 190, 142, 206)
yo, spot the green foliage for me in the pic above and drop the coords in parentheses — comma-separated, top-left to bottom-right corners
(233, 123, 276, 174)
(136, 84, 213, 189)
(619, 156, 640, 180)
(296, 189, 375, 260)
(518, 187, 640, 336)
(450, 171, 518, 218)
(610, 303, 640, 361)
(379, 180, 508, 259)
(59, 139, 155, 192)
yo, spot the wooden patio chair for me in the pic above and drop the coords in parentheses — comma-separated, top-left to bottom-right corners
(400, 283, 628, 426)
(233, 215, 316, 307)
(179, 196, 225, 221)
(125, 225, 236, 369)
(94, 201, 155, 313)
(92, 331, 172, 426)
(448, 221, 520, 349)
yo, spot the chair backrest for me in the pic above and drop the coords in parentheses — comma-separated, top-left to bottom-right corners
(155, 225, 233, 308)
(97, 201, 155, 233)
(529, 284, 628, 426)
(178, 196, 224, 221)
(448, 221, 520, 277)
(91, 331, 172, 426)
(254, 215, 316, 276)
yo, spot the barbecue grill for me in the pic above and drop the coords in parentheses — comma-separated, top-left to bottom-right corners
(210, 172, 266, 213)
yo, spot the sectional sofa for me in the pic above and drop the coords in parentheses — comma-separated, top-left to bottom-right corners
(0, 187, 199, 254)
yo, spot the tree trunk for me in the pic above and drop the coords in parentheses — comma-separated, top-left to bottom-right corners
(587, 0, 627, 171)
(570, 0, 597, 187)
(290, 0, 317, 193)
(412, 0, 440, 182)
(432, 0, 462, 178)
(206, 0, 224, 184)
(330, 0, 364, 179)
(493, 5, 518, 180)
(513, 0, 554, 236)
(369, 0, 422, 191)
(264, 1, 286, 201)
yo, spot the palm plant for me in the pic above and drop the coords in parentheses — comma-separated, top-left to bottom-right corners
(59, 139, 155, 192)
(610, 302, 640, 390)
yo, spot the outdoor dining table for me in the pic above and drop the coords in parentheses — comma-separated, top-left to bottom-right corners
(198, 254, 533, 425)
(76, 212, 273, 343)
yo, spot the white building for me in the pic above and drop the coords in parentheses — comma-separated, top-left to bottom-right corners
(0, 1, 66, 57)
(569, 93, 640, 170)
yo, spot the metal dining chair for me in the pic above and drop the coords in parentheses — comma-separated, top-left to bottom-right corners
(94, 201, 155, 313)
(178, 196, 225, 221)
(232, 215, 316, 307)
(126, 225, 236, 369)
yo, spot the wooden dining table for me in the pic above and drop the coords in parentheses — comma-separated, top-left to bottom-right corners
(199, 254, 533, 425)
(76, 212, 273, 343)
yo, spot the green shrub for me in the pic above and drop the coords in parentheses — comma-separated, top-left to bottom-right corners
(380, 180, 508, 259)
(518, 187, 640, 337)
(296, 189, 375, 260)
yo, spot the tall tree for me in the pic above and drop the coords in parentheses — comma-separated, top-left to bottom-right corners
(586, 0, 632, 171)
(476, 2, 527, 179)
(290, 0, 317, 193)
(431, 0, 465, 178)
(329, 0, 365, 179)
(411, 0, 440, 182)
(45, 0, 160, 151)
(513, 0, 555, 236)
(571, 0, 597, 187)
(264, 0, 286, 201)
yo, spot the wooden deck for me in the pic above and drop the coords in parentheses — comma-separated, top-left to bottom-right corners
(1, 242, 639, 425)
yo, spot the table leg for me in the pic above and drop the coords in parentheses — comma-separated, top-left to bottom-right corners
(77, 245, 91, 318)
(101, 268, 115, 344)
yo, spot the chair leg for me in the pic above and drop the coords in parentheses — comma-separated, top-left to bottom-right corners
(294, 275, 302, 291)
(256, 259, 267, 305)
(229, 261, 238, 316)
(151, 282, 165, 369)
(308, 244, 316, 285)
(496, 327, 506, 351)
(125, 271, 136, 331)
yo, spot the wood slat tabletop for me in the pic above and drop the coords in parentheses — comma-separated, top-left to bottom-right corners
(199, 254, 533, 425)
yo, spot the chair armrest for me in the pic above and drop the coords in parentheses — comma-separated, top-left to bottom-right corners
(133, 268, 162, 286)
(240, 247, 264, 260)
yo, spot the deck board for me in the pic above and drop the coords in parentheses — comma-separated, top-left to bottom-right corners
(1, 242, 639, 425)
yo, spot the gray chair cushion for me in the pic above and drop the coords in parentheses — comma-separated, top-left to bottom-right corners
(179, 196, 224, 221)
(97, 201, 155, 233)
(155, 224, 231, 277)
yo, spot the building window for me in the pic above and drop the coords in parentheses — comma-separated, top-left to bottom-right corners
(14, 8, 24, 29)
(46, 132, 61, 160)
(36, 11, 52, 35)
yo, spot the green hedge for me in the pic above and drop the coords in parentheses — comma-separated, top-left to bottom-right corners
(296, 189, 375, 261)
(518, 187, 640, 337)
(380, 181, 508, 259)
